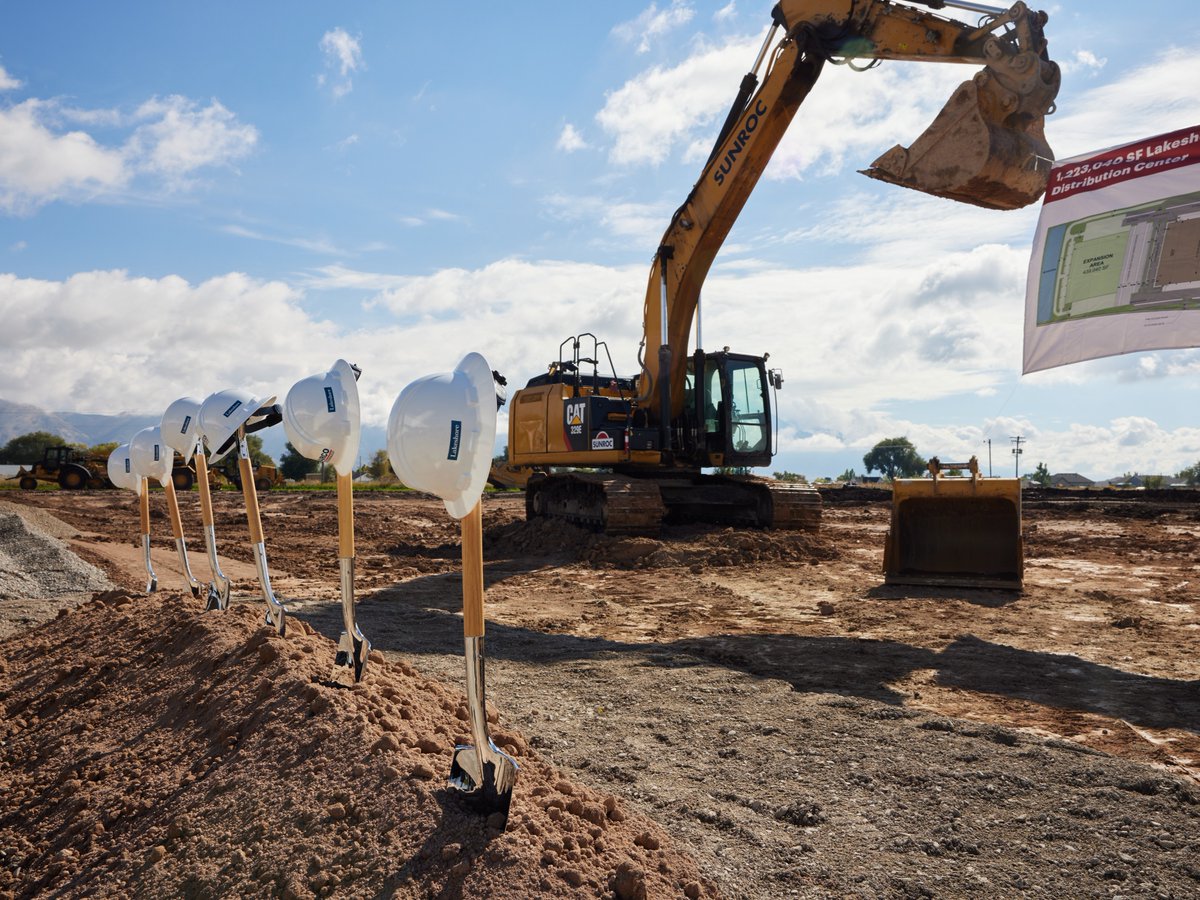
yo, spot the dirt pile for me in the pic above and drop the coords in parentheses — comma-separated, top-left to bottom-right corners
(0, 590, 717, 899)
(485, 518, 838, 570)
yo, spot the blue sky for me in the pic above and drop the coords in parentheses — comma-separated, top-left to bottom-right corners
(2, 1, 1200, 480)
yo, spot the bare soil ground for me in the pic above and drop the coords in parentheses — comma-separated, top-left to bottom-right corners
(1, 486, 1198, 898)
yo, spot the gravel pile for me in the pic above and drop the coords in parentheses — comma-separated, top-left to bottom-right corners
(0, 509, 110, 601)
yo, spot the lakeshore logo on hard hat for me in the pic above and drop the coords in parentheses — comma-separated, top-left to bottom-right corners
(130, 426, 173, 488)
(282, 359, 362, 479)
(386, 352, 498, 520)
(109, 443, 140, 494)
(199, 389, 273, 465)
(162, 397, 204, 464)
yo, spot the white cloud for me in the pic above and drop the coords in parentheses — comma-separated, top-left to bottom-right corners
(1058, 48, 1107, 76)
(597, 35, 748, 165)
(9, 240, 27, 252)
(319, 28, 364, 99)
(0, 94, 257, 212)
(1048, 49, 1200, 159)
(129, 96, 258, 184)
(595, 32, 971, 175)
(0, 63, 21, 91)
(222, 224, 342, 256)
(714, 3, 736, 24)
(4, 255, 1197, 479)
(541, 192, 670, 247)
(612, 2, 695, 54)
(0, 100, 129, 213)
(556, 123, 589, 153)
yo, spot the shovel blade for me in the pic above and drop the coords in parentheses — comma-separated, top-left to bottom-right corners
(204, 581, 228, 612)
(448, 742, 519, 826)
(861, 79, 1053, 211)
(330, 631, 370, 685)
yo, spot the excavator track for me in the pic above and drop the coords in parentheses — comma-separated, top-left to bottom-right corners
(526, 473, 666, 536)
(525, 472, 821, 534)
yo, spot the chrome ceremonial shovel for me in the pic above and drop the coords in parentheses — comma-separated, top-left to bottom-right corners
(139, 477, 158, 593)
(331, 471, 370, 683)
(448, 502, 518, 824)
(193, 448, 231, 610)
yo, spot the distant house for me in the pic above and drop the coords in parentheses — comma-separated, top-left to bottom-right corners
(1102, 474, 1174, 488)
(1049, 472, 1093, 488)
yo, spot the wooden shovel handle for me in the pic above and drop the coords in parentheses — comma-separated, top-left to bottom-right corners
(461, 501, 485, 638)
(164, 479, 184, 540)
(194, 452, 214, 527)
(239, 456, 265, 544)
(337, 472, 354, 559)
(139, 479, 151, 535)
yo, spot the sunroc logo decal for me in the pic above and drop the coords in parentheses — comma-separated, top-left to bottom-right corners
(319, 448, 333, 463)
(447, 420, 462, 460)
(324, 386, 336, 413)
(591, 430, 614, 450)
(222, 400, 243, 418)
(181, 415, 192, 434)
(712, 99, 768, 187)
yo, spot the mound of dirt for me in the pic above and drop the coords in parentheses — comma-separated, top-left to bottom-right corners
(486, 518, 837, 571)
(0, 591, 717, 899)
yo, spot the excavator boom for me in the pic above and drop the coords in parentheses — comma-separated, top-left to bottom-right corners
(639, 0, 1060, 418)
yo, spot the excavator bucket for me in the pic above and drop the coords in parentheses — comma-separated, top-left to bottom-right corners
(862, 76, 1054, 211)
(883, 458, 1023, 590)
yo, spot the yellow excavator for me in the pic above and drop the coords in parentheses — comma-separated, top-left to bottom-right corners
(508, 0, 1059, 535)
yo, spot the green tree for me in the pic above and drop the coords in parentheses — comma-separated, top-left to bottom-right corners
(0, 431, 67, 464)
(367, 448, 392, 480)
(772, 470, 807, 483)
(279, 441, 319, 481)
(247, 434, 274, 468)
(836, 468, 856, 483)
(88, 441, 119, 459)
(862, 437, 925, 479)
(1177, 461, 1200, 486)
(1032, 461, 1051, 486)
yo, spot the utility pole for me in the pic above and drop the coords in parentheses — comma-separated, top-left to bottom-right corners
(986, 438, 993, 477)
(1011, 435, 1024, 478)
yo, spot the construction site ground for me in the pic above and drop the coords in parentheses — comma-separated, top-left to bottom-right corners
(1, 486, 1197, 898)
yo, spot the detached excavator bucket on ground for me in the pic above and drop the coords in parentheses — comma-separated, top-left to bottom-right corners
(884, 457, 1023, 590)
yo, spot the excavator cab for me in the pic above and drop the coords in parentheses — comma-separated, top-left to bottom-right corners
(685, 351, 774, 469)
(884, 457, 1023, 590)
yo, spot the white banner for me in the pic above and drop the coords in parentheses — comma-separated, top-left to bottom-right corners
(1022, 124, 1200, 373)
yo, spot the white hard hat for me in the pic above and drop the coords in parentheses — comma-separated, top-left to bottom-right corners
(130, 426, 173, 488)
(283, 359, 361, 478)
(386, 352, 498, 520)
(107, 443, 141, 494)
(160, 396, 203, 464)
(198, 388, 275, 464)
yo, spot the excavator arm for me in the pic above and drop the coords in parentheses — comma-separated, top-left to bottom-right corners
(637, 0, 1060, 421)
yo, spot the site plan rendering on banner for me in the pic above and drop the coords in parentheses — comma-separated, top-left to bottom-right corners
(1024, 125, 1200, 373)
